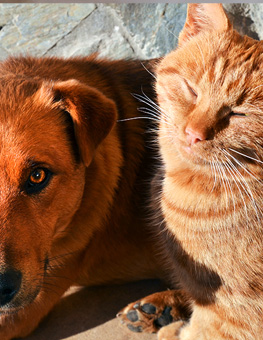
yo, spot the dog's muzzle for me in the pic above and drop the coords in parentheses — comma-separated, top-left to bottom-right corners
(0, 269, 22, 307)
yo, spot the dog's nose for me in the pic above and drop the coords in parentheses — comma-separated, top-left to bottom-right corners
(0, 269, 22, 306)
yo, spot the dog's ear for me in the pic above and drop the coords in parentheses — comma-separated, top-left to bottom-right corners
(52, 80, 117, 167)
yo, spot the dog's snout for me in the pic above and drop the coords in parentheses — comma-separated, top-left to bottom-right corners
(0, 269, 22, 306)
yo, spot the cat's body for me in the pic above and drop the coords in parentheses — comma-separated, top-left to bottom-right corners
(156, 4, 263, 339)
(120, 4, 263, 339)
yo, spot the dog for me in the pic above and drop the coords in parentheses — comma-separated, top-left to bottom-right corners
(0, 55, 162, 339)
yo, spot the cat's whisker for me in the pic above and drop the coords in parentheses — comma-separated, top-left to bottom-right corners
(223, 152, 261, 223)
(117, 116, 160, 123)
(132, 91, 172, 124)
(214, 154, 230, 209)
(215, 154, 236, 216)
(223, 154, 249, 194)
(146, 104, 171, 124)
(250, 84, 263, 93)
(229, 148, 263, 165)
(138, 105, 162, 118)
(140, 62, 157, 80)
(222, 159, 249, 223)
(148, 129, 161, 138)
(164, 24, 180, 41)
(209, 158, 217, 194)
(220, 161, 234, 211)
(224, 153, 259, 223)
(133, 94, 163, 115)
(136, 90, 158, 106)
(160, 116, 175, 129)
(138, 108, 174, 128)
(137, 108, 161, 120)
(225, 172, 236, 218)
(235, 169, 261, 224)
(138, 89, 172, 122)
(246, 102, 263, 113)
(133, 91, 162, 113)
(223, 149, 261, 184)
(220, 152, 247, 218)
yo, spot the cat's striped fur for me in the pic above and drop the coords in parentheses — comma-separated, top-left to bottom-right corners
(156, 3, 263, 340)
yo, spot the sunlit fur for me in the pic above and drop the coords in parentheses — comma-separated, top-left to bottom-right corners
(155, 4, 263, 340)
(0, 55, 162, 339)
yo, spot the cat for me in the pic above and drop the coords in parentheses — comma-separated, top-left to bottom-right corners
(119, 3, 263, 339)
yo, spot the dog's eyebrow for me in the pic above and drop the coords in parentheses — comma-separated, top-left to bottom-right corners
(23, 157, 55, 171)
(24, 158, 39, 169)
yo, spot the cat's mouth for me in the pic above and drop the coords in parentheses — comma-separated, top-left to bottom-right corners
(160, 123, 216, 165)
(178, 139, 213, 165)
(160, 123, 262, 174)
(179, 140, 263, 179)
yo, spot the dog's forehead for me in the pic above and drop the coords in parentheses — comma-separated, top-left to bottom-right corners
(0, 77, 74, 180)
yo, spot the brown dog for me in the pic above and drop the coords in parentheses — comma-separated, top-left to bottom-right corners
(0, 55, 162, 339)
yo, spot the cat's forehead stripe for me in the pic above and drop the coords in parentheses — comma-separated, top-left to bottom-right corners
(196, 40, 263, 105)
(158, 34, 263, 108)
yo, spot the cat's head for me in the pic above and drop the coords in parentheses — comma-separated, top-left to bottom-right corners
(156, 4, 263, 178)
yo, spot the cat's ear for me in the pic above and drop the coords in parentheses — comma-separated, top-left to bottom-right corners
(179, 4, 231, 46)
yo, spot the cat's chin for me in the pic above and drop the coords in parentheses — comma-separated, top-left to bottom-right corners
(181, 145, 193, 155)
(178, 142, 211, 166)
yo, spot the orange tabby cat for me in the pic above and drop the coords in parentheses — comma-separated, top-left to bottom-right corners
(120, 3, 263, 340)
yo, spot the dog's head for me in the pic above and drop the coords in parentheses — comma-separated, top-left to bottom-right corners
(0, 75, 117, 311)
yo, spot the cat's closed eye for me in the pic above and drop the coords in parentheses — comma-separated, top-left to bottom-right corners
(229, 112, 247, 117)
(184, 79, 198, 98)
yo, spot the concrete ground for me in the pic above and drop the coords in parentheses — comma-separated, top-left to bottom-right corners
(25, 280, 166, 340)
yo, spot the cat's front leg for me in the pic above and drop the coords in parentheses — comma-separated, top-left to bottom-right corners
(158, 318, 208, 340)
(158, 306, 232, 340)
(158, 320, 205, 340)
(158, 320, 185, 340)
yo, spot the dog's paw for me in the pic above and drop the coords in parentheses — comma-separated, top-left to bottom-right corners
(118, 300, 173, 333)
(117, 289, 191, 333)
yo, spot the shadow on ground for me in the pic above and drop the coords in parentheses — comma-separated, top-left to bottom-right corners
(25, 279, 165, 340)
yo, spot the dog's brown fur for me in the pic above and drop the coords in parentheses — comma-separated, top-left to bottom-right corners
(0, 55, 161, 339)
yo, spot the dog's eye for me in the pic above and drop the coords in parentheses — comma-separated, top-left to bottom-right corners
(30, 169, 46, 184)
(25, 168, 52, 195)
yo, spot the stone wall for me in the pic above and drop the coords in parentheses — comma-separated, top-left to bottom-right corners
(0, 3, 262, 61)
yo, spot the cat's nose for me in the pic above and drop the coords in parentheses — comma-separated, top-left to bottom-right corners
(185, 127, 206, 146)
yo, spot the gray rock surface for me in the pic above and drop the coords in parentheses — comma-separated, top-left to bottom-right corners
(0, 4, 96, 57)
(0, 4, 263, 62)
(46, 5, 134, 59)
(106, 3, 187, 59)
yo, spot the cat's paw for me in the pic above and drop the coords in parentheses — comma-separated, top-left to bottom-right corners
(157, 321, 185, 340)
(117, 290, 191, 333)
